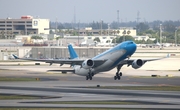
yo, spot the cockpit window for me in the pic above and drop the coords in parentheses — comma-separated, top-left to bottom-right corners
(128, 41, 133, 44)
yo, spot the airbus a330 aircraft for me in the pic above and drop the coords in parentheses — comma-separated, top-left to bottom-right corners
(13, 41, 169, 80)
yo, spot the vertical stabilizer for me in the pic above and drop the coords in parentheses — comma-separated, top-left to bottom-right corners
(68, 44, 78, 59)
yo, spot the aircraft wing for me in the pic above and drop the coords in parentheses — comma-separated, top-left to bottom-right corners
(119, 54, 170, 66)
(12, 54, 107, 67)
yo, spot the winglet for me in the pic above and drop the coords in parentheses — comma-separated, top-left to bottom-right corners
(12, 54, 19, 59)
(68, 44, 78, 59)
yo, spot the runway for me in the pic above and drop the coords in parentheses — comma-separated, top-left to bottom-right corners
(0, 62, 180, 109)
(1, 82, 180, 109)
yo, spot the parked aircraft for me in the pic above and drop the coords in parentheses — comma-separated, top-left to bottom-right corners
(13, 41, 169, 80)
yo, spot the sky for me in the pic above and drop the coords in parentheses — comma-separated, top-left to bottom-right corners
(0, 0, 180, 23)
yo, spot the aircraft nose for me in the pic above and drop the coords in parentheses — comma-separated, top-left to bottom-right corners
(131, 43, 137, 51)
(125, 42, 137, 55)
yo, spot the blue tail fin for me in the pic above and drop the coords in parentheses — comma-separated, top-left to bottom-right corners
(68, 44, 78, 59)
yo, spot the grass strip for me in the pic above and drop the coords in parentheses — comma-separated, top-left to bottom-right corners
(0, 95, 39, 100)
(0, 64, 48, 66)
(0, 77, 39, 81)
(0, 108, 145, 110)
(132, 75, 179, 78)
(43, 101, 147, 105)
(91, 86, 180, 91)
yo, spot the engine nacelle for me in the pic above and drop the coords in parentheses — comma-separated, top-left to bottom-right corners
(82, 59, 94, 69)
(132, 59, 144, 69)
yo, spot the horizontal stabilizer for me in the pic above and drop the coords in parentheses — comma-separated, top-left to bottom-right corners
(12, 54, 19, 59)
(166, 53, 171, 58)
(47, 70, 75, 73)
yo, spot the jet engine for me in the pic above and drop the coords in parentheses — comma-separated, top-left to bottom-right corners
(132, 59, 144, 69)
(82, 59, 94, 69)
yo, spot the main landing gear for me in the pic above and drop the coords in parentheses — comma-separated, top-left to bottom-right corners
(86, 72, 94, 80)
(86, 75, 92, 80)
(114, 72, 122, 80)
(114, 64, 123, 80)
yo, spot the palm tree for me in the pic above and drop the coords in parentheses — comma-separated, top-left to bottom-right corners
(127, 30, 131, 35)
(56, 36, 62, 40)
(109, 30, 113, 35)
(64, 29, 69, 35)
(106, 40, 111, 43)
(117, 30, 120, 35)
(10, 31, 13, 39)
(113, 30, 116, 35)
(1, 31, 5, 39)
(0, 31, 3, 39)
(98, 30, 101, 35)
(86, 30, 89, 36)
(103, 30, 107, 35)
(94, 37, 100, 42)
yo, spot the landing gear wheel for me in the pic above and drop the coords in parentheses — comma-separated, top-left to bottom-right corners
(117, 75, 121, 80)
(88, 71, 93, 80)
(91, 73, 94, 77)
(86, 76, 89, 80)
(116, 72, 119, 76)
(119, 72, 122, 76)
(114, 76, 117, 80)
(114, 74, 121, 80)
(86, 75, 93, 80)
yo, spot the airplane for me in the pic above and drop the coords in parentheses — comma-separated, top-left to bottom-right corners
(12, 41, 169, 80)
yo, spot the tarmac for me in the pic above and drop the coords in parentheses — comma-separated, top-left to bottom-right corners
(0, 57, 180, 109)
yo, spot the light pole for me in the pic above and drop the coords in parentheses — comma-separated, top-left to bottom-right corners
(175, 29, 178, 47)
(78, 21, 79, 46)
(123, 29, 126, 42)
(160, 24, 162, 48)
(114, 30, 116, 44)
(108, 24, 110, 36)
(100, 20, 102, 36)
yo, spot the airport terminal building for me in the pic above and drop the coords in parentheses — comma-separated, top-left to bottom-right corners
(0, 15, 49, 39)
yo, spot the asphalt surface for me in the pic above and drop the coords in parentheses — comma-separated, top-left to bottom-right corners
(0, 64, 180, 109)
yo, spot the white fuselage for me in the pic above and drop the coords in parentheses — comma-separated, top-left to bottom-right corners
(74, 49, 127, 76)
(73, 41, 136, 76)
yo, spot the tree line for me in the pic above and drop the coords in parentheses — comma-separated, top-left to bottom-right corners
(51, 20, 180, 30)
(51, 20, 180, 44)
